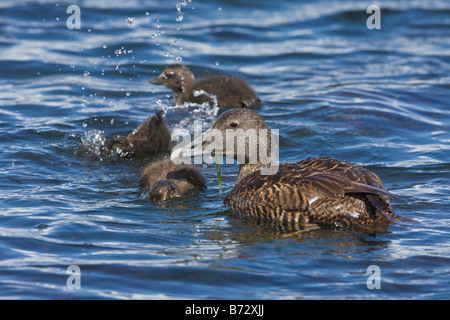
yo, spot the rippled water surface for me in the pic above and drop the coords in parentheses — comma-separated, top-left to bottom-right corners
(0, 0, 449, 299)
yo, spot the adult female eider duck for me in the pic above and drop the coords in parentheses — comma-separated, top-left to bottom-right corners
(104, 110, 171, 158)
(148, 64, 261, 108)
(171, 109, 412, 230)
(139, 158, 206, 202)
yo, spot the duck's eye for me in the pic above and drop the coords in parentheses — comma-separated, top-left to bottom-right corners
(230, 122, 238, 128)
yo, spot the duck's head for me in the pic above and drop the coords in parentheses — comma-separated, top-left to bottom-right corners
(148, 64, 195, 92)
(171, 109, 277, 175)
(148, 180, 177, 202)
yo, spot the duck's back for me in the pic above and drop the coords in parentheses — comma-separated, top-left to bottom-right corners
(225, 157, 405, 230)
(193, 75, 261, 108)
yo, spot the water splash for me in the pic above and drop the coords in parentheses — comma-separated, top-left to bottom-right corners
(157, 90, 219, 136)
(80, 129, 106, 158)
(175, 0, 192, 22)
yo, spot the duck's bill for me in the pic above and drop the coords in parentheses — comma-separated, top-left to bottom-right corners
(148, 76, 165, 84)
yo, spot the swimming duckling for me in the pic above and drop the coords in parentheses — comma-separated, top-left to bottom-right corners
(171, 109, 412, 231)
(139, 158, 206, 202)
(148, 64, 261, 108)
(104, 110, 171, 158)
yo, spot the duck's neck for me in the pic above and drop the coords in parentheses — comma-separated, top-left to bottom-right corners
(172, 90, 187, 106)
(236, 162, 271, 184)
(172, 81, 195, 106)
(235, 130, 276, 184)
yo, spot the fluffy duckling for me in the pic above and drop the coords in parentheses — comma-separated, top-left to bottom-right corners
(139, 158, 206, 202)
(104, 111, 171, 158)
(148, 64, 261, 108)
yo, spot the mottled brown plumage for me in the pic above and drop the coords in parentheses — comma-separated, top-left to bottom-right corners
(176, 109, 412, 231)
(148, 64, 261, 108)
(104, 111, 171, 158)
(139, 158, 206, 202)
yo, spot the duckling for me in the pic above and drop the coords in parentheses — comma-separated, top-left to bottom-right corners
(148, 64, 261, 108)
(139, 158, 206, 202)
(171, 109, 412, 231)
(104, 110, 171, 158)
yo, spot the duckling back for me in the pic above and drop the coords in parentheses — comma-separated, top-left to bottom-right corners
(104, 111, 171, 158)
(193, 75, 261, 108)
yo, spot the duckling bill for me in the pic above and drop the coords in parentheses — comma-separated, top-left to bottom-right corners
(149, 64, 261, 108)
(140, 158, 206, 202)
(171, 109, 413, 231)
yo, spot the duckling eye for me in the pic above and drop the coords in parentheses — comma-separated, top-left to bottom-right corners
(164, 72, 174, 80)
(230, 122, 238, 128)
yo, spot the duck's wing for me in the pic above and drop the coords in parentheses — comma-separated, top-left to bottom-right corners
(295, 157, 386, 190)
(226, 159, 392, 213)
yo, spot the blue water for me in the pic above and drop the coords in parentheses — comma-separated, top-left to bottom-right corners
(0, 0, 449, 299)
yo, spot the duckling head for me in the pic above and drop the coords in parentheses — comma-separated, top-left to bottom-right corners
(148, 180, 177, 202)
(148, 64, 195, 93)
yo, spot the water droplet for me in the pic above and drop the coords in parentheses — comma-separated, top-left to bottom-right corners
(176, 56, 182, 62)
(175, 0, 188, 22)
(126, 17, 136, 27)
(83, 71, 90, 76)
(215, 61, 219, 66)
(102, 44, 107, 49)
(126, 92, 131, 97)
(145, 11, 150, 16)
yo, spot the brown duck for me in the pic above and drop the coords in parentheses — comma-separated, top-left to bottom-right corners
(172, 109, 412, 231)
(139, 158, 206, 202)
(104, 110, 171, 158)
(148, 64, 261, 108)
